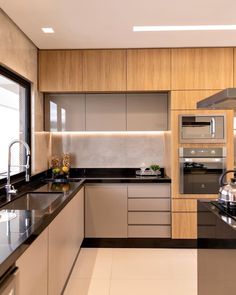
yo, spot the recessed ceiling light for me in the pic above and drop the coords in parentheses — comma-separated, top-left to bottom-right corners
(133, 25, 236, 32)
(41, 27, 55, 33)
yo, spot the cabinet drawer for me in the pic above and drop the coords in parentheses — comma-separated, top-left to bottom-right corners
(128, 184, 170, 198)
(128, 198, 170, 211)
(128, 212, 170, 225)
(128, 225, 171, 238)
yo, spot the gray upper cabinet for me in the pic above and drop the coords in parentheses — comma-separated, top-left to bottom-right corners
(44, 93, 168, 131)
(85, 94, 126, 131)
(45, 94, 86, 131)
(127, 93, 168, 131)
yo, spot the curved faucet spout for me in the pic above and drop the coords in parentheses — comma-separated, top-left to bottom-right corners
(5, 140, 31, 200)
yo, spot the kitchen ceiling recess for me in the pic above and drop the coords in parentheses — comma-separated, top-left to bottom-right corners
(1, 0, 236, 48)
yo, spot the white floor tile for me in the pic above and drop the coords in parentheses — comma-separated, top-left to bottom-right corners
(64, 278, 110, 295)
(110, 279, 197, 295)
(111, 248, 197, 280)
(70, 248, 113, 279)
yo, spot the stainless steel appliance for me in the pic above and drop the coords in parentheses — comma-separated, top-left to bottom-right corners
(0, 267, 18, 295)
(179, 115, 226, 143)
(218, 169, 236, 207)
(179, 147, 226, 194)
(197, 88, 236, 110)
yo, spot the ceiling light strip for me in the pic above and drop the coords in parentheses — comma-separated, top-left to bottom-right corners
(133, 25, 236, 32)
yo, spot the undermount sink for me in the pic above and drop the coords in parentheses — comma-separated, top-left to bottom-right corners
(0, 210, 17, 223)
(2, 193, 63, 212)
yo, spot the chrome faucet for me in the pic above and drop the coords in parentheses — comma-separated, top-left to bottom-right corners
(5, 140, 31, 199)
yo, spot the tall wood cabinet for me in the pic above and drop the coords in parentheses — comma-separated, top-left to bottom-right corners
(39, 50, 83, 92)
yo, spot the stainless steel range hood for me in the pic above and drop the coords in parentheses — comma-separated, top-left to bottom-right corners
(197, 88, 236, 110)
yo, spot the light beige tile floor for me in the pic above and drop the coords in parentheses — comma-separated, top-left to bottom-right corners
(64, 248, 197, 295)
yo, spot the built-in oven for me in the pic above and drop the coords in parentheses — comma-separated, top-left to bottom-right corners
(179, 115, 226, 143)
(179, 147, 226, 194)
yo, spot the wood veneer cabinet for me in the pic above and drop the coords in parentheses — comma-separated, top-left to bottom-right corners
(83, 49, 126, 91)
(170, 90, 220, 110)
(171, 48, 233, 90)
(127, 49, 171, 90)
(172, 212, 197, 239)
(234, 48, 236, 86)
(39, 50, 83, 92)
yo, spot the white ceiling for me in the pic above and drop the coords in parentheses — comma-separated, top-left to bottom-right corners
(1, 0, 236, 49)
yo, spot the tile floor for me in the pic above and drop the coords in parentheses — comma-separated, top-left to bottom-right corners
(64, 248, 197, 295)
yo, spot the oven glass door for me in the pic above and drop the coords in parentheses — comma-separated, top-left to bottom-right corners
(180, 158, 225, 194)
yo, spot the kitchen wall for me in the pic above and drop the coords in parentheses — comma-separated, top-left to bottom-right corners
(0, 9, 49, 174)
(51, 132, 169, 170)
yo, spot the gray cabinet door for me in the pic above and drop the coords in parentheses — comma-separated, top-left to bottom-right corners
(85, 94, 126, 131)
(127, 93, 168, 131)
(45, 93, 86, 131)
(85, 185, 128, 237)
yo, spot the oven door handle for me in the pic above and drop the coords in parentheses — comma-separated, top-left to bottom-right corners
(210, 118, 216, 137)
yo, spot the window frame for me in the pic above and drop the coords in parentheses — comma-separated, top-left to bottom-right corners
(0, 65, 31, 186)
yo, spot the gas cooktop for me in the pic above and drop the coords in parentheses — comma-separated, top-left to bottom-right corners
(211, 201, 236, 218)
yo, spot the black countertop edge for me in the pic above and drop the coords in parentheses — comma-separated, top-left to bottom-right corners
(0, 179, 85, 279)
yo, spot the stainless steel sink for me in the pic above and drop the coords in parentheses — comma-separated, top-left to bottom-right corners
(0, 210, 17, 223)
(3, 193, 63, 212)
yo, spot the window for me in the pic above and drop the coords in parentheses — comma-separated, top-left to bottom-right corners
(0, 66, 30, 180)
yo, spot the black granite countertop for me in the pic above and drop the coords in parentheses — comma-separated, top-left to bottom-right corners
(0, 168, 171, 278)
(0, 179, 85, 278)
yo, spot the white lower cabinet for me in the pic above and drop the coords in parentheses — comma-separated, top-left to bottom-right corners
(85, 185, 127, 237)
(16, 186, 84, 295)
(16, 229, 48, 295)
(48, 187, 84, 295)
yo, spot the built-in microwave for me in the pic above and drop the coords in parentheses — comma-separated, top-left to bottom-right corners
(179, 115, 226, 143)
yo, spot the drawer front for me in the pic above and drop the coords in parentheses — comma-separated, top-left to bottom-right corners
(128, 184, 170, 199)
(128, 198, 170, 211)
(128, 225, 171, 238)
(128, 212, 171, 225)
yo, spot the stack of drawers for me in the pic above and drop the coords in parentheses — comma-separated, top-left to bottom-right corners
(128, 184, 171, 237)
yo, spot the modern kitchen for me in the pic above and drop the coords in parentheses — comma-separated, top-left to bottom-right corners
(1, 1, 236, 294)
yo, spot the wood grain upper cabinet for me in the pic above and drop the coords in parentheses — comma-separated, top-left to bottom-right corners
(39, 50, 83, 92)
(127, 49, 171, 91)
(170, 90, 220, 110)
(171, 48, 233, 90)
(83, 49, 126, 91)
(234, 48, 236, 86)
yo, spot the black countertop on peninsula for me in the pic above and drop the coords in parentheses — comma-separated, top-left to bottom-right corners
(0, 168, 171, 279)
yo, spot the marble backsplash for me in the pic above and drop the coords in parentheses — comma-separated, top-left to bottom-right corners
(51, 132, 169, 170)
